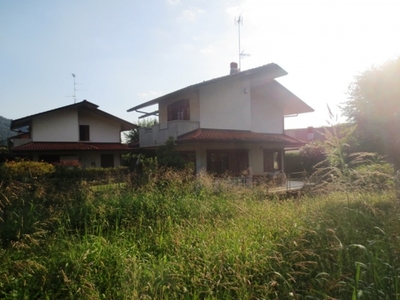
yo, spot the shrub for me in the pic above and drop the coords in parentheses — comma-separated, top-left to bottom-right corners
(351, 162, 394, 191)
(156, 137, 186, 169)
(299, 141, 326, 175)
(0, 160, 55, 181)
(284, 151, 304, 174)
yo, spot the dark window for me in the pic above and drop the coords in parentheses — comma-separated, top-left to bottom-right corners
(207, 150, 248, 176)
(79, 125, 90, 141)
(167, 99, 190, 121)
(263, 150, 282, 172)
(101, 154, 114, 168)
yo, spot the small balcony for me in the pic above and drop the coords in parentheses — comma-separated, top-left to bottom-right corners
(139, 120, 200, 147)
(11, 138, 32, 148)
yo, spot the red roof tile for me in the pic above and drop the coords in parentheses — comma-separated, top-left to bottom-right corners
(176, 129, 303, 145)
(12, 142, 132, 152)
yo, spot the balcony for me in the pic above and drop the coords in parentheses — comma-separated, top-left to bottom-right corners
(139, 120, 199, 147)
(11, 138, 32, 148)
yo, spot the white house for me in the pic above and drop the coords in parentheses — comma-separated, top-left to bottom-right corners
(128, 62, 314, 178)
(10, 100, 136, 168)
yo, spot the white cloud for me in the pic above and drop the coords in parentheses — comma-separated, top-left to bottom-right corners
(200, 44, 216, 55)
(178, 7, 204, 22)
(167, 0, 180, 5)
(137, 90, 161, 99)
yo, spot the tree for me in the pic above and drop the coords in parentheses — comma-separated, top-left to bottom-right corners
(124, 118, 158, 145)
(343, 57, 400, 172)
(122, 118, 158, 169)
(156, 137, 186, 169)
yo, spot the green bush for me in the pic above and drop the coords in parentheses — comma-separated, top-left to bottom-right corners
(299, 141, 326, 175)
(284, 151, 304, 174)
(0, 160, 55, 181)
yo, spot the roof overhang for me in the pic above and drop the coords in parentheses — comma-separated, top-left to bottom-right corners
(276, 82, 314, 115)
(175, 129, 304, 147)
(251, 80, 314, 116)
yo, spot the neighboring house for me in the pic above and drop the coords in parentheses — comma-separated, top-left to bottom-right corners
(127, 62, 314, 178)
(10, 100, 136, 168)
(285, 126, 326, 143)
(285, 125, 348, 144)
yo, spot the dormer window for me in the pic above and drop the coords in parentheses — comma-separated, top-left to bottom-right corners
(168, 99, 190, 121)
(79, 125, 90, 141)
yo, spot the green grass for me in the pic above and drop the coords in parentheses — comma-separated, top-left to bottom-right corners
(1, 172, 400, 299)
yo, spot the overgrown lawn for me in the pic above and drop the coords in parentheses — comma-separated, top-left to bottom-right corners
(1, 171, 399, 299)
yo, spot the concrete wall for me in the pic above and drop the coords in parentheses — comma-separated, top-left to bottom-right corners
(79, 111, 121, 143)
(32, 107, 78, 141)
(31, 107, 122, 143)
(139, 121, 199, 147)
(250, 90, 284, 133)
(199, 77, 252, 130)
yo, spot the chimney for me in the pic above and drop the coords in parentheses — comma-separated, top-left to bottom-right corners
(230, 62, 239, 75)
(307, 126, 314, 141)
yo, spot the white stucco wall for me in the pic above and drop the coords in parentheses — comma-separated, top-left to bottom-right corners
(250, 94, 284, 134)
(31, 107, 123, 143)
(199, 78, 252, 130)
(32, 108, 79, 141)
(79, 111, 121, 143)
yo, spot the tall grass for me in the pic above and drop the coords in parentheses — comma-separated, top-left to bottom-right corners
(1, 169, 399, 299)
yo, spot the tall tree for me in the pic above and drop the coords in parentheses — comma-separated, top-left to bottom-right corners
(343, 57, 400, 172)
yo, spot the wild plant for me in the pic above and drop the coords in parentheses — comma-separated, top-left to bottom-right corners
(309, 107, 393, 197)
(1, 162, 400, 298)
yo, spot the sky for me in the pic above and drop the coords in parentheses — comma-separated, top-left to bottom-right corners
(1, 0, 400, 129)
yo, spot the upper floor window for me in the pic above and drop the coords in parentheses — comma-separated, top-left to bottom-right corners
(79, 125, 90, 141)
(168, 99, 190, 121)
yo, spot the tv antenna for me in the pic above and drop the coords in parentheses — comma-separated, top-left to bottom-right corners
(72, 73, 77, 103)
(235, 14, 250, 70)
(67, 73, 85, 103)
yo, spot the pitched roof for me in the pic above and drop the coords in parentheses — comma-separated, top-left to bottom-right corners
(127, 63, 289, 112)
(176, 129, 303, 146)
(11, 100, 136, 131)
(12, 142, 133, 152)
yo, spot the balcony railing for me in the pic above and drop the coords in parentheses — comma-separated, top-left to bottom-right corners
(139, 120, 200, 147)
